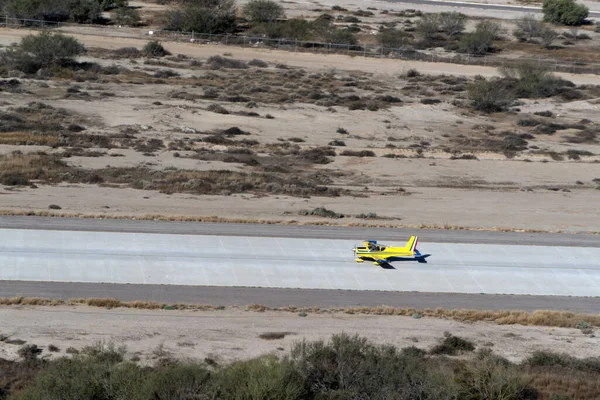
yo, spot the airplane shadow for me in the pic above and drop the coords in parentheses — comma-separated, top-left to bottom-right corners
(382, 254, 432, 267)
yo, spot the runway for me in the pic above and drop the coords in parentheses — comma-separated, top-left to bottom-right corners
(386, 0, 600, 17)
(2, 228, 600, 297)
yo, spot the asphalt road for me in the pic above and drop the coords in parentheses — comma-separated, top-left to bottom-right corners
(1, 216, 599, 247)
(386, 0, 600, 17)
(3, 281, 600, 313)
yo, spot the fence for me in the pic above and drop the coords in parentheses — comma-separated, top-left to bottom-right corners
(2, 15, 600, 75)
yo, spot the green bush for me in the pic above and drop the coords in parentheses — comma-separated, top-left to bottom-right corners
(456, 351, 530, 400)
(251, 18, 313, 40)
(2, 32, 85, 73)
(214, 355, 304, 399)
(3, 0, 70, 21)
(313, 21, 358, 45)
(500, 61, 573, 98)
(438, 11, 466, 37)
(111, 6, 141, 26)
(515, 14, 545, 40)
(377, 29, 409, 49)
(430, 335, 475, 355)
(70, 0, 103, 23)
(299, 207, 344, 218)
(543, 0, 589, 25)
(460, 20, 500, 55)
(467, 78, 515, 112)
(164, 0, 237, 34)
(142, 40, 170, 57)
(2, 0, 108, 22)
(243, 0, 285, 24)
(416, 13, 441, 40)
(289, 333, 454, 399)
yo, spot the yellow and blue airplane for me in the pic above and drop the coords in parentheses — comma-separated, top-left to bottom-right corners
(352, 236, 429, 265)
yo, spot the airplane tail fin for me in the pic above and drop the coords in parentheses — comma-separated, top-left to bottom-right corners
(405, 236, 418, 253)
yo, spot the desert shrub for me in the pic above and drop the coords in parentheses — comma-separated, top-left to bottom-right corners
(112, 46, 141, 57)
(81, 341, 127, 364)
(340, 150, 376, 157)
(439, 11, 466, 36)
(300, 207, 344, 218)
(356, 212, 378, 219)
(142, 40, 170, 57)
(243, 0, 285, 23)
(163, 0, 237, 34)
(421, 98, 441, 104)
(540, 27, 559, 48)
(328, 139, 345, 146)
(500, 61, 572, 98)
(15, 356, 147, 400)
(205, 55, 247, 69)
(18, 344, 43, 362)
(3, 32, 85, 73)
(299, 147, 336, 164)
(460, 20, 500, 55)
(111, 6, 141, 26)
(289, 333, 454, 398)
(153, 69, 179, 78)
(430, 335, 475, 355)
(336, 127, 348, 134)
(3, 0, 105, 22)
(525, 351, 600, 373)
(467, 78, 515, 112)
(140, 363, 213, 398)
(342, 15, 360, 23)
(515, 14, 544, 40)
(319, 26, 358, 45)
(575, 320, 591, 330)
(251, 18, 313, 40)
(377, 29, 410, 49)
(214, 355, 304, 399)
(248, 58, 268, 68)
(456, 350, 529, 400)
(416, 13, 441, 40)
(206, 103, 229, 114)
(543, 0, 589, 25)
(405, 68, 420, 77)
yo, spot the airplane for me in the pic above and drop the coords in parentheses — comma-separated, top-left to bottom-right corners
(352, 236, 430, 266)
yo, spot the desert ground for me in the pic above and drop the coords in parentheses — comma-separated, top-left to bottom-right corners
(0, 305, 596, 365)
(2, 25, 600, 232)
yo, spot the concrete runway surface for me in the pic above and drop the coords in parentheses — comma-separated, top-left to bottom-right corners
(387, 0, 600, 17)
(2, 228, 600, 296)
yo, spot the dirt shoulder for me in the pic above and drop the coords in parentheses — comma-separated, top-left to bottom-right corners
(0, 306, 595, 365)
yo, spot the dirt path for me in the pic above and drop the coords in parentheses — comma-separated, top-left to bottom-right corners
(1, 28, 599, 84)
(0, 306, 594, 365)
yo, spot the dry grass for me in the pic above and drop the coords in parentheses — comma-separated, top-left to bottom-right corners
(0, 209, 594, 234)
(1, 297, 599, 329)
(0, 132, 59, 146)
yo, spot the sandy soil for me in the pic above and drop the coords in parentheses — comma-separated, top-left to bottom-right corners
(0, 306, 595, 365)
(1, 19, 600, 232)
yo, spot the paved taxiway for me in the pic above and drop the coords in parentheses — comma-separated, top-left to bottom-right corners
(388, 0, 600, 17)
(2, 228, 600, 296)
(2, 216, 600, 247)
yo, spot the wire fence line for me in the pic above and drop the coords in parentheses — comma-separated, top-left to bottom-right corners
(2, 15, 600, 75)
